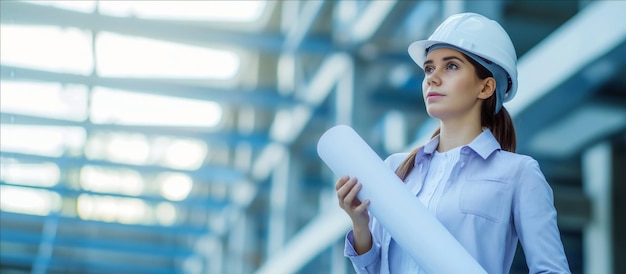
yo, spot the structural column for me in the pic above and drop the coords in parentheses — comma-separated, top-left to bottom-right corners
(612, 144, 626, 274)
(582, 142, 613, 274)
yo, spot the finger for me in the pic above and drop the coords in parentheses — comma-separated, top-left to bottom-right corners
(339, 179, 358, 208)
(337, 177, 356, 207)
(343, 180, 362, 208)
(354, 199, 370, 213)
(334, 175, 350, 191)
(337, 177, 356, 197)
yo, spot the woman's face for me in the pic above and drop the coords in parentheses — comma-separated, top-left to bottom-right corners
(421, 48, 491, 120)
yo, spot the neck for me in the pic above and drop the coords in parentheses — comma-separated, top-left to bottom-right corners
(437, 115, 482, 152)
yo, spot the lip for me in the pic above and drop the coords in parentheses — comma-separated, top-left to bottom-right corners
(426, 91, 445, 100)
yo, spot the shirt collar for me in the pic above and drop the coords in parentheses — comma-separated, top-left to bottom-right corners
(415, 129, 501, 166)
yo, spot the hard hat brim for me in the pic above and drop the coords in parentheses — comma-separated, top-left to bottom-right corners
(408, 40, 447, 70)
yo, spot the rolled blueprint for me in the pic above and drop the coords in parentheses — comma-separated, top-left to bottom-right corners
(317, 125, 486, 274)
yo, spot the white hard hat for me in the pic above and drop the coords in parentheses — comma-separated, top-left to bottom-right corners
(408, 13, 518, 109)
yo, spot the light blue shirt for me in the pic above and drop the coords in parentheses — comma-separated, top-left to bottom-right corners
(344, 130, 571, 274)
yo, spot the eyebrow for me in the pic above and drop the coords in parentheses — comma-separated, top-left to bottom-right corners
(423, 56, 466, 66)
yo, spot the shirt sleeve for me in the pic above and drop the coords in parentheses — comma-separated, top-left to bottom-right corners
(344, 229, 381, 273)
(513, 158, 571, 274)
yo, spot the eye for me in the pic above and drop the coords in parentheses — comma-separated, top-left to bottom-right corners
(424, 66, 434, 74)
(446, 63, 459, 70)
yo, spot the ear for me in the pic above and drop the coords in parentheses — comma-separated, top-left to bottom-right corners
(478, 77, 496, 100)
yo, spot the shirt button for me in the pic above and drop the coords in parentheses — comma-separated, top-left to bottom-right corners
(460, 162, 465, 167)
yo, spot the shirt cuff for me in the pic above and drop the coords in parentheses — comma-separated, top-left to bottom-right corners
(344, 229, 380, 268)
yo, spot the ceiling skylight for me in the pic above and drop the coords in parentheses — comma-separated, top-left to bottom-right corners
(159, 173, 193, 201)
(96, 32, 239, 79)
(0, 81, 88, 121)
(80, 166, 144, 196)
(98, 1, 266, 22)
(21, 0, 97, 13)
(0, 125, 86, 157)
(90, 87, 223, 127)
(0, 161, 60, 188)
(0, 186, 61, 216)
(77, 195, 148, 224)
(0, 25, 93, 75)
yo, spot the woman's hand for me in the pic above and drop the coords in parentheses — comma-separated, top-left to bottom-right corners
(336, 176, 370, 228)
(336, 175, 373, 254)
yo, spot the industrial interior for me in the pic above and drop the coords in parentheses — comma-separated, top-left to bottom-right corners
(1, 1, 625, 273)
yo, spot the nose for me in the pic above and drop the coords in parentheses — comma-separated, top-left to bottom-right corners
(424, 70, 441, 86)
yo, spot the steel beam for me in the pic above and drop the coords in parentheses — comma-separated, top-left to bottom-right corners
(0, 181, 229, 210)
(507, 1, 626, 117)
(0, 1, 333, 55)
(283, 1, 327, 52)
(0, 151, 244, 182)
(1, 66, 295, 109)
(0, 228, 194, 258)
(0, 211, 208, 236)
(1, 113, 269, 148)
(0, 253, 179, 274)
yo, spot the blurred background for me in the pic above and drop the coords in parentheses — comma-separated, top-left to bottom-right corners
(1, 0, 625, 273)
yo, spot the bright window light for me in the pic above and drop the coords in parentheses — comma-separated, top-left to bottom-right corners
(90, 87, 222, 127)
(77, 194, 149, 224)
(0, 81, 88, 121)
(105, 134, 151, 165)
(98, 1, 266, 22)
(0, 125, 86, 157)
(155, 202, 177, 226)
(21, 0, 97, 13)
(83, 133, 151, 165)
(161, 139, 207, 170)
(0, 25, 93, 75)
(80, 166, 144, 196)
(0, 161, 60, 187)
(96, 32, 239, 79)
(158, 173, 193, 201)
(0, 186, 61, 216)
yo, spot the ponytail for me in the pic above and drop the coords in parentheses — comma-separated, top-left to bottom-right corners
(481, 92, 516, 153)
(395, 128, 440, 181)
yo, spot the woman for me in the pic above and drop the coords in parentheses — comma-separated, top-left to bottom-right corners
(336, 13, 571, 274)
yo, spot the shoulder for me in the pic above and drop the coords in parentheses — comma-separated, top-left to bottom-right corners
(486, 150, 539, 170)
(471, 150, 545, 181)
(384, 152, 410, 170)
(491, 151, 550, 190)
(491, 150, 538, 167)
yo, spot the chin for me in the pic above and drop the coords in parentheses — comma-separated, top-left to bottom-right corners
(425, 108, 447, 119)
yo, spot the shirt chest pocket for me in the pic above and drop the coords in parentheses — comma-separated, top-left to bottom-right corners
(460, 178, 509, 223)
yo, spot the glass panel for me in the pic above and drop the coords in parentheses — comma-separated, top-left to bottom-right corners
(0, 186, 61, 216)
(158, 173, 193, 201)
(96, 32, 239, 79)
(0, 125, 86, 157)
(0, 161, 60, 187)
(160, 139, 207, 170)
(0, 25, 93, 75)
(21, 0, 97, 13)
(84, 132, 151, 165)
(0, 81, 88, 121)
(98, 1, 266, 22)
(76, 194, 150, 224)
(80, 166, 144, 196)
(90, 87, 222, 127)
(155, 202, 177, 226)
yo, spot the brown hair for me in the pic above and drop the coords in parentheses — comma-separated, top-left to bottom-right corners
(394, 54, 517, 181)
